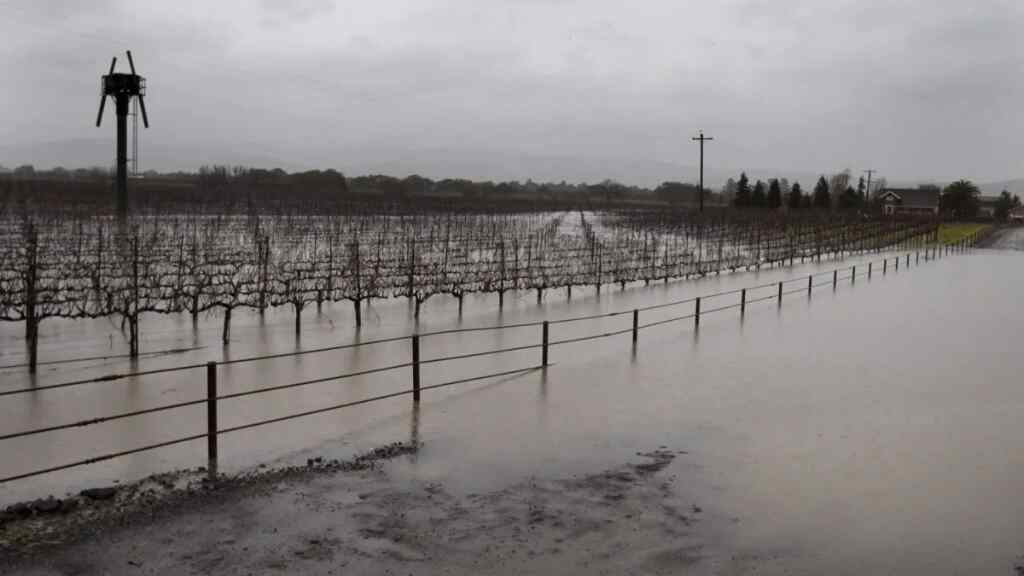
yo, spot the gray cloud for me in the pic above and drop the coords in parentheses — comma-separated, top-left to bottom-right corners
(1, 0, 1022, 186)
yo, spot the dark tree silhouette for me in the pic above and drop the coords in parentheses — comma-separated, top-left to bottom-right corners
(767, 179, 782, 209)
(734, 172, 751, 207)
(751, 180, 767, 208)
(813, 176, 831, 210)
(839, 186, 860, 211)
(788, 181, 803, 210)
(941, 180, 980, 218)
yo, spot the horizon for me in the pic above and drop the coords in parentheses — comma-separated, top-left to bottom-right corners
(2, 153, 1020, 196)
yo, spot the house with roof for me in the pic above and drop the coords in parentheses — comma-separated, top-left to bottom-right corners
(876, 187, 940, 216)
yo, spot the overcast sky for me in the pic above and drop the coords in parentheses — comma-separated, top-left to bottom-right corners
(1, 0, 1022, 186)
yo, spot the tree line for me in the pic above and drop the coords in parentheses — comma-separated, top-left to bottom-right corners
(727, 170, 883, 212)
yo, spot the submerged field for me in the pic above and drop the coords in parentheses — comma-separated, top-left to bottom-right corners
(0, 206, 933, 370)
(2, 240, 1022, 574)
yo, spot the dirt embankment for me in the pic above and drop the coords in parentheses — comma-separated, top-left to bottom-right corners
(2, 445, 707, 575)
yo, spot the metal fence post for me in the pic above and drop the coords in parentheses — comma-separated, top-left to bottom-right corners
(916, 251, 919, 265)
(206, 361, 218, 478)
(632, 310, 638, 343)
(741, 288, 747, 315)
(694, 297, 701, 329)
(896, 256, 900, 271)
(868, 262, 872, 279)
(851, 265, 856, 285)
(542, 321, 550, 365)
(906, 253, 910, 267)
(412, 335, 421, 403)
(833, 269, 837, 290)
(883, 258, 887, 275)
(777, 281, 783, 304)
(807, 275, 812, 296)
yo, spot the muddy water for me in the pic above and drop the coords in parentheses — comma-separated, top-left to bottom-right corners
(3, 247, 1022, 573)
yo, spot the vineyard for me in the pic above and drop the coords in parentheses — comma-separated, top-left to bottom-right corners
(0, 204, 936, 371)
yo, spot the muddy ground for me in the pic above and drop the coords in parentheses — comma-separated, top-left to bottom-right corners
(1, 444, 715, 575)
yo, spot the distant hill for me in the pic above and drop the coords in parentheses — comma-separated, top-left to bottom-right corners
(978, 179, 1024, 196)
(0, 138, 301, 174)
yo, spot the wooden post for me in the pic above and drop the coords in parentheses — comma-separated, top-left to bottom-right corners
(632, 310, 638, 343)
(833, 269, 838, 290)
(884, 258, 887, 275)
(694, 297, 701, 329)
(206, 362, 218, 478)
(916, 251, 919, 265)
(896, 256, 900, 271)
(868, 261, 872, 279)
(851, 265, 856, 285)
(741, 288, 747, 315)
(906, 254, 910, 267)
(412, 335, 421, 403)
(807, 275, 812, 296)
(542, 321, 550, 365)
(777, 281, 783, 304)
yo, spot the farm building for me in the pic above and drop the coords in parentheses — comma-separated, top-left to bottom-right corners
(876, 187, 940, 216)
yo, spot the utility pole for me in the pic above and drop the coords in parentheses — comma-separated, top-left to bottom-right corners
(692, 130, 713, 213)
(864, 169, 876, 200)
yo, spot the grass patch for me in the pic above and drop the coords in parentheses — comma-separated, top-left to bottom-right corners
(937, 223, 990, 245)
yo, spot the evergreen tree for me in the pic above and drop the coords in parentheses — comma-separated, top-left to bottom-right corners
(788, 181, 803, 210)
(734, 172, 751, 207)
(752, 180, 767, 207)
(839, 186, 860, 210)
(767, 179, 782, 209)
(813, 176, 831, 209)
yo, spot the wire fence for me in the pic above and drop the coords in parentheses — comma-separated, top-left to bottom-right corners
(0, 234, 981, 485)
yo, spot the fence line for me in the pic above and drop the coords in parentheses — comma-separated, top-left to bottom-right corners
(0, 234, 981, 486)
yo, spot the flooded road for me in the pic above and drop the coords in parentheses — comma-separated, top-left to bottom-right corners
(982, 225, 1024, 250)
(3, 247, 1023, 573)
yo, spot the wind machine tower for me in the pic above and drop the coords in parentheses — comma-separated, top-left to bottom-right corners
(95, 50, 149, 217)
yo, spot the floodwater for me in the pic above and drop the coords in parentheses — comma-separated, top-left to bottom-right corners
(3, 242, 1024, 573)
